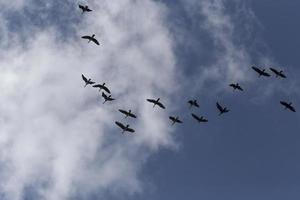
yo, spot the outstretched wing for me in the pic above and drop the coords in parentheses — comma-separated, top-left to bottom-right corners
(119, 109, 128, 115)
(280, 101, 288, 107)
(147, 99, 156, 104)
(93, 84, 101, 88)
(252, 66, 262, 74)
(102, 85, 110, 94)
(237, 85, 243, 91)
(270, 67, 279, 75)
(81, 74, 88, 82)
(115, 121, 125, 130)
(216, 102, 223, 112)
(128, 113, 137, 118)
(169, 116, 175, 121)
(157, 102, 165, 109)
(102, 92, 108, 99)
(126, 127, 135, 133)
(81, 35, 91, 40)
(91, 38, 100, 45)
(79, 4, 85, 10)
(191, 113, 201, 122)
(289, 106, 296, 112)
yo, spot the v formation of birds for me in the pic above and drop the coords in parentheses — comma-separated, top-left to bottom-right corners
(79, 4, 296, 134)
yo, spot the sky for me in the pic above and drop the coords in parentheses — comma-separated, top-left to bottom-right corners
(0, 0, 299, 200)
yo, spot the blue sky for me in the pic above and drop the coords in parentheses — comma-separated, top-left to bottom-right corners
(0, 0, 299, 200)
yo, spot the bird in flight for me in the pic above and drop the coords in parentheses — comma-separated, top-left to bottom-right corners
(188, 99, 199, 108)
(229, 83, 243, 91)
(81, 74, 95, 87)
(191, 113, 208, 123)
(81, 34, 100, 45)
(169, 116, 183, 125)
(216, 102, 230, 115)
(115, 121, 135, 134)
(146, 98, 166, 109)
(102, 92, 115, 104)
(79, 4, 92, 13)
(93, 83, 110, 94)
(280, 101, 296, 112)
(270, 67, 287, 78)
(252, 66, 271, 77)
(118, 109, 137, 119)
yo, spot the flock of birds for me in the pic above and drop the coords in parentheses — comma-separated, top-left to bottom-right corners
(79, 4, 296, 134)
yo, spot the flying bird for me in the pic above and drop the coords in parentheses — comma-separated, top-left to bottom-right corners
(229, 83, 243, 91)
(188, 99, 199, 108)
(270, 67, 287, 78)
(102, 92, 115, 104)
(93, 83, 111, 94)
(280, 101, 296, 112)
(81, 34, 100, 45)
(169, 116, 183, 125)
(115, 121, 135, 134)
(118, 109, 137, 119)
(191, 113, 208, 123)
(81, 74, 95, 87)
(252, 66, 270, 77)
(79, 4, 92, 13)
(146, 98, 165, 109)
(216, 102, 230, 115)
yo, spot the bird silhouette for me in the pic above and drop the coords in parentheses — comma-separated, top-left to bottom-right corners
(191, 113, 208, 123)
(169, 116, 183, 125)
(280, 101, 296, 112)
(81, 74, 95, 87)
(115, 121, 135, 133)
(188, 99, 199, 108)
(118, 109, 137, 118)
(102, 92, 115, 104)
(270, 68, 287, 78)
(252, 66, 271, 77)
(216, 102, 230, 115)
(229, 83, 243, 91)
(146, 98, 166, 109)
(79, 4, 92, 13)
(93, 83, 110, 94)
(81, 34, 100, 45)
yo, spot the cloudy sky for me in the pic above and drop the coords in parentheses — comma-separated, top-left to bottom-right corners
(0, 0, 299, 200)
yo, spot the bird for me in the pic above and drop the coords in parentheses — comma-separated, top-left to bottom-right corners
(188, 99, 199, 108)
(270, 67, 287, 78)
(216, 102, 230, 115)
(191, 113, 208, 123)
(78, 4, 92, 13)
(81, 74, 95, 87)
(102, 92, 115, 104)
(146, 98, 165, 109)
(118, 109, 137, 119)
(115, 121, 135, 134)
(229, 83, 243, 91)
(252, 66, 271, 77)
(280, 101, 296, 112)
(169, 116, 183, 125)
(93, 83, 111, 94)
(81, 34, 100, 45)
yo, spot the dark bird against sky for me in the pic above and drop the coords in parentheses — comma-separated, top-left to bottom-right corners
(169, 116, 183, 125)
(118, 109, 137, 119)
(81, 74, 95, 87)
(252, 66, 271, 77)
(102, 92, 115, 104)
(93, 83, 111, 94)
(79, 4, 92, 13)
(216, 102, 230, 115)
(147, 98, 166, 109)
(191, 113, 208, 123)
(188, 100, 199, 108)
(115, 121, 135, 133)
(270, 67, 287, 78)
(81, 34, 100, 45)
(280, 101, 296, 112)
(229, 83, 243, 91)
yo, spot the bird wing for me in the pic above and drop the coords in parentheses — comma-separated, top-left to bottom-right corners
(270, 67, 279, 75)
(279, 73, 287, 78)
(108, 97, 115, 101)
(280, 101, 288, 107)
(102, 86, 110, 94)
(102, 92, 108, 99)
(119, 109, 127, 115)
(79, 4, 84, 10)
(252, 66, 261, 74)
(93, 84, 101, 88)
(128, 113, 137, 118)
(86, 8, 92, 12)
(157, 102, 166, 109)
(81, 74, 88, 82)
(237, 86, 243, 91)
(126, 127, 135, 133)
(288, 106, 296, 112)
(115, 121, 125, 130)
(191, 113, 201, 122)
(216, 102, 223, 112)
(169, 116, 175, 121)
(88, 81, 95, 84)
(91, 38, 100, 45)
(229, 83, 235, 87)
(81, 35, 91, 40)
(177, 119, 183, 123)
(147, 99, 156, 104)
(262, 71, 271, 77)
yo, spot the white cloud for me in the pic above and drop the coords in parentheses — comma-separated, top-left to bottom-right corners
(0, 0, 178, 199)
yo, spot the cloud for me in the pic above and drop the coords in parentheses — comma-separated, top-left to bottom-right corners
(0, 0, 179, 199)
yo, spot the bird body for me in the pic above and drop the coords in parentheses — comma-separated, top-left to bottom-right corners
(191, 113, 208, 123)
(102, 92, 115, 104)
(79, 4, 92, 13)
(280, 101, 296, 112)
(81, 74, 95, 87)
(188, 99, 199, 108)
(216, 102, 230, 115)
(252, 66, 270, 77)
(270, 68, 286, 78)
(169, 116, 183, 125)
(93, 83, 110, 93)
(115, 121, 135, 133)
(119, 109, 137, 118)
(146, 98, 166, 109)
(82, 34, 100, 45)
(229, 83, 243, 91)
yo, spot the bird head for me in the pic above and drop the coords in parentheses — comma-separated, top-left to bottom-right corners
(103, 82, 106, 86)
(157, 98, 160, 101)
(129, 110, 131, 113)
(92, 34, 95, 38)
